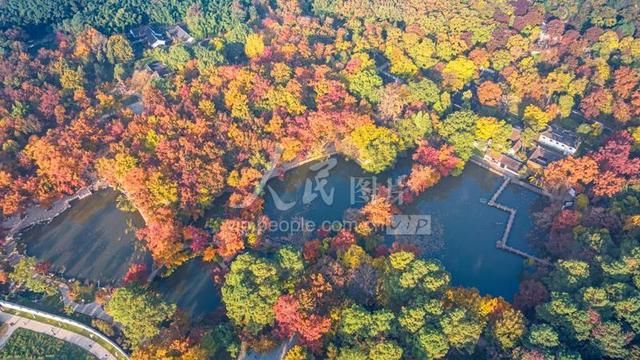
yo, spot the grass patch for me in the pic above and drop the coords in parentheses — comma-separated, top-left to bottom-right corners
(1, 307, 127, 359)
(0, 328, 95, 360)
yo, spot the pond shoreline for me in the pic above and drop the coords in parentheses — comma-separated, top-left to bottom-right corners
(2, 181, 105, 241)
(4, 150, 550, 321)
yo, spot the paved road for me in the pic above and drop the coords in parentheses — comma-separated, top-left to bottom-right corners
(0, 312, 116, 360)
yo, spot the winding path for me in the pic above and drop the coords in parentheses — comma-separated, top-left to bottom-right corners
(1, 235, 113, 323)
(0, 300, 128, 359)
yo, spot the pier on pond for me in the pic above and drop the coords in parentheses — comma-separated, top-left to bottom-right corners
(488, 178, 551, 266)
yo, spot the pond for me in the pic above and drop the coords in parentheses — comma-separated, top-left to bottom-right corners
(18, 189, 151, 284)
(16, 188, 219, 319)
(152, 258, 220, 320)
(17, 156, 544, 320)
(264, 156, 544, 300)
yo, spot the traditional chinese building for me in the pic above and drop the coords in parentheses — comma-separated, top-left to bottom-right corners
(482, 126, 525, 176)
(166, 24, 195, 44)
(507, 127, 523, 156)
(145, 61, 172, 78)
(537, 126, 580, 155)
(129, 25, 167, 49)
(527, 144, 565, 171)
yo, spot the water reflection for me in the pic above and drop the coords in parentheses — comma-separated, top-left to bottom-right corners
(19, 189, 150, 284)
(18, 156, 543, 319)
(153, 259, 219, 320)
(265, 157, 543, 300)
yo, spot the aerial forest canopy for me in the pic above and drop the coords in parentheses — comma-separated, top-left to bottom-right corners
(2, 0, 640, 358)
(0, 0, 246, 35)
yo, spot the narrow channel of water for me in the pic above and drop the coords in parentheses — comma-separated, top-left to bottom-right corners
(152, 258, 220, 320)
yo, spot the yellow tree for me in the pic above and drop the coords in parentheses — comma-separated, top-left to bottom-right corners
(245, 34, 265, 59)
(385, 46, 418, 78)
(349, 124, 400, 173)
(523, 104, 551, 131)
(106, 34, 134, 64)
(475, 117, 512, 152)
(491, 307, 525, 350)
(442, 57, 476, 90)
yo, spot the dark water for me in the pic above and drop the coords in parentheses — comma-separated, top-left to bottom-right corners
(264, 157, 411, 233)
(18, 157, 543, 319)
(152, 259, 220, 320)
(264, 157, 543, 300)
(399, 169, 542, 299)
(18, 189, 151, 284)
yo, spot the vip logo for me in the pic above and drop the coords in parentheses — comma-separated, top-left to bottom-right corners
(387, 215, 432, 235)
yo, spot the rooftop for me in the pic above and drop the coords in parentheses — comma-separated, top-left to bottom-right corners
(167, 24, 194, 43)
(499, 154, 524, 173)
(528, 145, 565, 167)
(540, 126, 579, 148)
(129, 25, 167, 48)
(145, 61, 172, 77)
(509, 127, 522, 142)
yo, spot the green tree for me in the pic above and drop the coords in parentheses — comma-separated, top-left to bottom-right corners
(394, 112, 433, 151)
(105, 286, 176, 347)
(528, 324, 560, 349)
(440, 308, 484, 352)
(369, 341, 403, 360)
(399, 305, 427, 334)
(149, 45, 192, 71)
(106, 34, 134, 64)
(416, 326, 449, 359)
(550, 260, 590, 291)
(336, 347, 367, 360)
(9, 257, 57, 296)
(592, 322, 629, 358)
(347, 69, 383, 104)
(0, 328, 93, 360)
(339, 305, 395, 341)
(222, 248, 303, 336)
(408, 79, 441, 105)
(437, 110, 479, 160)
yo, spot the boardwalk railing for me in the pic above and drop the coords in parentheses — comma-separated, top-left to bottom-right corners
(0, 300, 129, 359)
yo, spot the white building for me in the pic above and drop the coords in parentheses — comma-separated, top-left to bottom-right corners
(537, 126, 580, 155)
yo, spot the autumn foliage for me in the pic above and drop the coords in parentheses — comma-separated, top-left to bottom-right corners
(544, 131, 640, 197)
(273, 295, 331, 345)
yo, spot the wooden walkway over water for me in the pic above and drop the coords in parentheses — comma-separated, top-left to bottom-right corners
(487, 178, 551, 266)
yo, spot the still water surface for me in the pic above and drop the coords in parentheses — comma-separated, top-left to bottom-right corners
(19, 158, 543, 318)
(19, 189, 150, 284)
